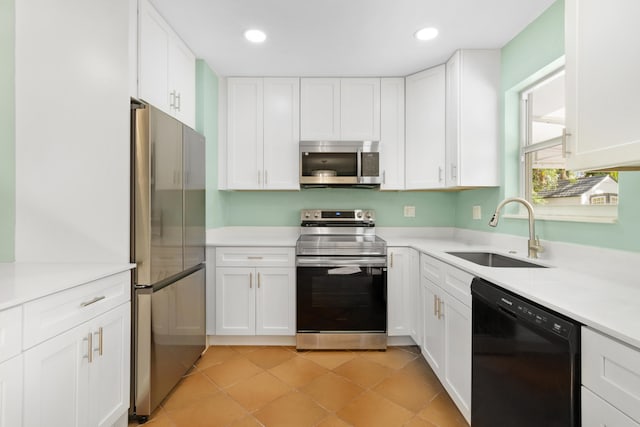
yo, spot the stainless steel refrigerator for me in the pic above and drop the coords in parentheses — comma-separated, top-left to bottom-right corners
(129, 101, 206, 422)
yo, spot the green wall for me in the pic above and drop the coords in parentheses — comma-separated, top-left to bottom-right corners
(455, 0, 640, 253)
(0, 0, 15, 261)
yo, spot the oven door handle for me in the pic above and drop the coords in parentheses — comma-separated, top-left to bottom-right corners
(296, 256, 387, 267)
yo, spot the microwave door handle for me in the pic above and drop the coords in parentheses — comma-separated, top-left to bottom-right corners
(356, 148, 362, 183)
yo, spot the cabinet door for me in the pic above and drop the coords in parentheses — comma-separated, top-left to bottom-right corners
(24, 324, 90, 427)
(255, 268, 296, 335)
(90, 304, 131, 427)
(138, 0, 170, 113)
(263, 78, 300, 190)
(405, 66, 446, 189)
(442, 293, 471, 423)
(446, 50, 500, 188)
(300, 78, 341, 140)
(421, 278, 444, 375)
(168, 37, 196, 128)
(380, 78, 405, 190)
(408, 249, 422, 346)
(565, 0, 640, 171)
(227, 78, 264, 189)
(387, 248, 410, 336)
(0, 355, 23, 427)
(582, 387, 640, 427)
(340, 78, 381, 140)
(215, 268, 256, 335)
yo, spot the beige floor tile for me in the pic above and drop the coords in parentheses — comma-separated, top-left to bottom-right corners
(132, 406, 175, 427)
(230, 345, 264, 354)
(202, 356, 263, 388)
(400, 358, 439, 382)
(398, 345, 422, 355)
(301, 350, 357, 369)
(226, 371, 292, 411)
(161, 372, 219, 411)
(316, 415, 354, 427)
(269, 355, 328, 388)
(195, 346, 239, 370)
(360, 347, 419, 370)
(229, 415, 264, 427)
(337, 390, 414, 427)
(373, 370, 441, 412)
(254, 391, 328, 427)
(244, 346, 296, 369)
(333, 357, 393, 388)
(403, 416, 438, 427)
(418, 393, 469, 427)
(301, 372, 364, 412)
(164, 392, 248, 427)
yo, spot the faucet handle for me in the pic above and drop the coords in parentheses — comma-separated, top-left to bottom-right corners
(531, 236, 544, 253)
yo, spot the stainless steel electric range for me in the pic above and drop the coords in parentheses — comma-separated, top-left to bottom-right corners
(295, 209, 388, 350)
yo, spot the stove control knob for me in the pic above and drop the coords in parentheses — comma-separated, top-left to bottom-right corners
(365, 211, 373, 220)
(304, 212, 311, 219)
(356, 211, 363, 219)
(314, 211, 320, 219)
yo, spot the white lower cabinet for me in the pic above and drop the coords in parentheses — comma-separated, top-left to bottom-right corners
(420, 253, 471, 423)
(582, 327, 640, 425)
(0, 355, 23, 427)
(216, 267, 295, 336)
(24, 303, 131, 427)
(215, 247, 296, 336)
(387, 247, 411, 337)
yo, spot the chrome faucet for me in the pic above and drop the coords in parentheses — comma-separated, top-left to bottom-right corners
(488, 197, 544, 259)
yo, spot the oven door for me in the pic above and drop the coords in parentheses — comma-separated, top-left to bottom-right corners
(296, 257, 387, 333)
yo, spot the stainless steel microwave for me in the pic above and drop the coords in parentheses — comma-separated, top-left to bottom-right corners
(299, 141, 381, 187)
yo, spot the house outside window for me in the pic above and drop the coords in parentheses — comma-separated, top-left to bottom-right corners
(520, 68, 619, 222)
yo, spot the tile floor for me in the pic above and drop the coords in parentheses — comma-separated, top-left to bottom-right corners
(130, 346, 469, 427)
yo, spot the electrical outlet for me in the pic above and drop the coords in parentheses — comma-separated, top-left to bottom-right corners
(472, 205, 482, 220)
(404, 206, 416, 217)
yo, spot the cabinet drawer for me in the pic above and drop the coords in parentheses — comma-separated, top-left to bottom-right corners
(0, 306, 22, 363)
(421, 254, 444, 284)
(442, 266, 473, 307)
(216, 247, 295, 267)
(582, 386, 640, 427)
(582, 327, 640, 423)
(23, 271, 130, 350)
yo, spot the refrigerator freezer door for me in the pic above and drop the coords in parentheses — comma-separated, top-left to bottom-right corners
(132, 105, 185, 285)
(133, 266, 206, 417)
(183, 126, 206, 269)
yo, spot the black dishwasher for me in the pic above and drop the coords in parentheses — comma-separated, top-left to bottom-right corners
(471, 277, 581, 427)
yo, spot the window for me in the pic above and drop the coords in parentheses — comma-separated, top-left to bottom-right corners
(520, 69, 618, 222)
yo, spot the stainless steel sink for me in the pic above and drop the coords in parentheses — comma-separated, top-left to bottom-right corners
(446, 251, 547, 268)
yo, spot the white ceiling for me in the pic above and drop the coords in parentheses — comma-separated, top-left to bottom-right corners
(149, 0, 556, 77)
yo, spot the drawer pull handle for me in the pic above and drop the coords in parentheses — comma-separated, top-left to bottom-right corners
(258, 273, 261, 288)
(80, 296, 105, 307)
(247, 256, 263, 260)
(249, 272, 253, 288)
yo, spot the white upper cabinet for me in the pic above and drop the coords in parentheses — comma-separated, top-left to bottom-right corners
(138, 0, 196, 128)
(340, 79, 381, 140)
(227, 77, 300, 190)
(564, 0, 640, 171)
(405, 65, 446, 189)
(301, 78, 380, 141)
(380, 78, 405, 190)
(445, 50, 500, 188)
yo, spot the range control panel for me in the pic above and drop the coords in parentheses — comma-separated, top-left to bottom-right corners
(300, 209, 375, 223)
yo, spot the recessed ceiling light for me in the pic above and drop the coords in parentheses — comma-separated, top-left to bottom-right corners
(414, 27, 439, 41)
(244, 29, 267, 43)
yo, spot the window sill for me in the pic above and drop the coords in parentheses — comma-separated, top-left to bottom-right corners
(504, 206, 618, 224)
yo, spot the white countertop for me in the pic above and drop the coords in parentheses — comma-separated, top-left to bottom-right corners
(207, 226, 640, 349)
(0, 263, 135, 311)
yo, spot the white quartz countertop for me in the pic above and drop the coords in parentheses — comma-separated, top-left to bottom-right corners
(207, 226, 640, 350)
(0, 263, 135, 311)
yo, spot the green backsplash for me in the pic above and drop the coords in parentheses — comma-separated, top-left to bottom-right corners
(0, 0, 15, 261)
(222, 190, 456, 227)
